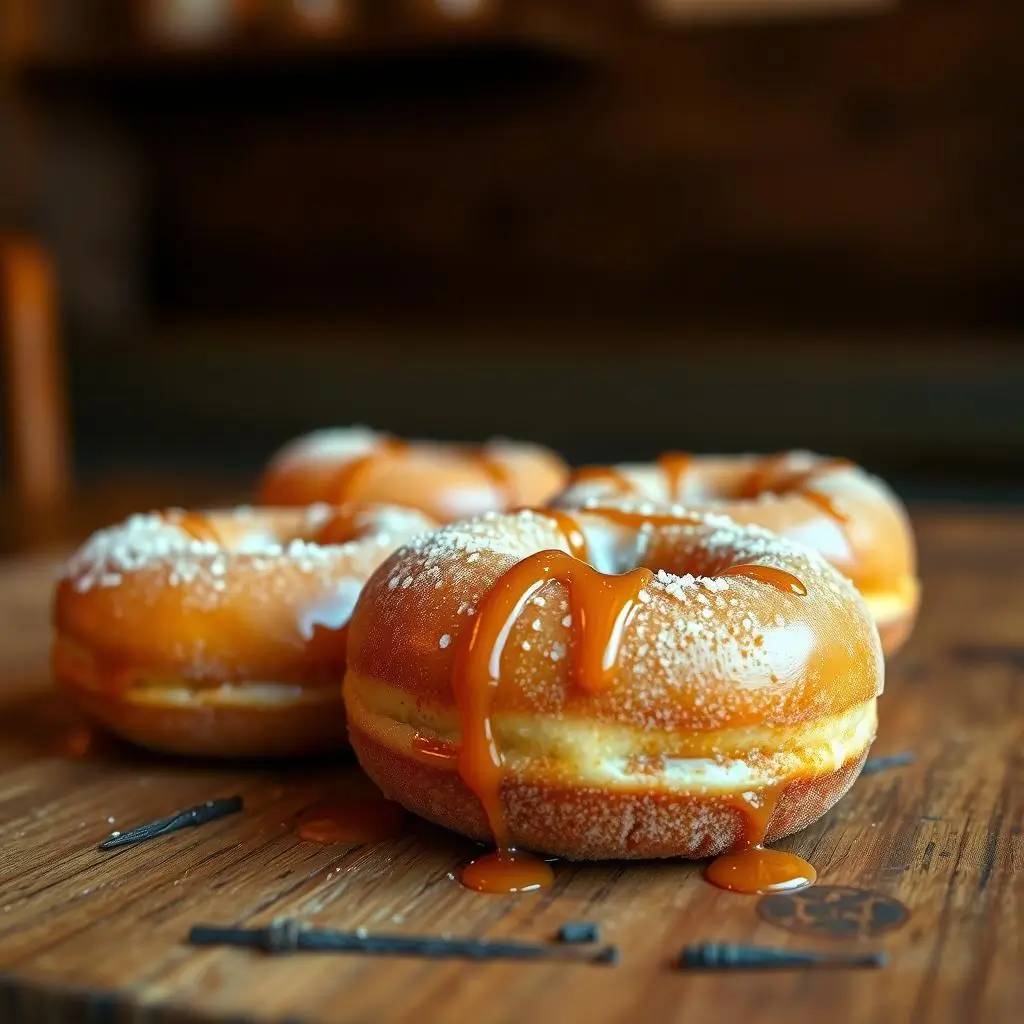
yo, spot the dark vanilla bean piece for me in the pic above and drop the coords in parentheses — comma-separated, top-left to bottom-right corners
(188, 920, 618, 966)
(557, 922, 600, 944)
(860, 751, 915, 776)
(677, 943, 887, 970)
(99, 796, 243, 850)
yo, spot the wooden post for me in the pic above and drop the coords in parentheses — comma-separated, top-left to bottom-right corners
(0, 238, 71, 506)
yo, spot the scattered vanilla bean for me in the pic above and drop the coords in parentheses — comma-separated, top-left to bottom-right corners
(189, 920, 617, 966)
(678, 943, 887, 970)
(861, 751, 915, 776)
(558, 922, 600, 944)
(99, 796, 243, 850)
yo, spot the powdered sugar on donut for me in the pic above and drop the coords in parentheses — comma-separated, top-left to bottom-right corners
(58, 504, 438, 614)
(265, 426, 381, 469)
(351, 503, 883, 735)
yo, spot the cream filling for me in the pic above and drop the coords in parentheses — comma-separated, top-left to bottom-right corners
(123, 682, 340, 709)
(860, 577, 919, 627)
(53, 634, 340, 709)
(345, 671, 877, 795)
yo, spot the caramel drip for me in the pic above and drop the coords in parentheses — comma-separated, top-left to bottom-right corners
(296, 798, 407, 845)
(795, 481, 852, 524)
(537, 509, 589, 560)
(521, 506, 701, 557)
(657, 451, 692, 499)
(738, 453, 789, 500)
(719, 563, 808, 597)
(314, 507, 367, 546)
(162, 511, 220, 545)
(705, 785, 816, 894)
(410, 732, 459, 765)
(596, 507, 702, 530)
(741, 455, 852, 524)
(452, 550, 653, 893)
(331, 437, 407, 504)
(568, 465, 633, 493)
(460, 849, 554, 894)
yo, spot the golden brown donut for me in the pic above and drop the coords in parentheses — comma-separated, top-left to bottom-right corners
(344, 505, 883, 885)
(553, 451, 918, 654)
(53, 503, 435, 758)
(257, 426, 568, 523)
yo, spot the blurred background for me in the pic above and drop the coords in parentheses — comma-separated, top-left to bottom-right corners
(1, 0, 1022, 543)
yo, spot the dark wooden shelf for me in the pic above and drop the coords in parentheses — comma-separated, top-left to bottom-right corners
(3, 0, 892, 78)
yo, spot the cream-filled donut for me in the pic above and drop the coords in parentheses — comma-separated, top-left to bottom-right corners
(258, 426, 568, 523)
(554, 451, 918, 654)
(344, 505, 883, 890)
(53, 503, 436, 757)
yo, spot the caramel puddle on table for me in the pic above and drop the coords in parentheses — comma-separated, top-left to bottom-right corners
(704, 785, 816, 895)
(295, 785, 408, 845)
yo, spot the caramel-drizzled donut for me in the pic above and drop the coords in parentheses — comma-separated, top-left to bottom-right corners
(554, 451, 918, 654)
(53, 503, 436, 758)
(344, 505, 883, 885)
(257, 426, 568, 523)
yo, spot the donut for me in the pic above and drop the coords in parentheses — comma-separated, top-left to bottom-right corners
(257, 426, 568, 523)
(343, 505, 883, 891)
(53, 503, 436, 758)
(553, 451, 918, 654)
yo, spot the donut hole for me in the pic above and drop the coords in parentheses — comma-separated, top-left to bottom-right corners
(570, 511, 789, 591)
(673, 453, 845, 507)
(160, 503, 428, 554)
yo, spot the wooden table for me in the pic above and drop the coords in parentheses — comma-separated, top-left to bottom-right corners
(0, 507, 1020, 1023)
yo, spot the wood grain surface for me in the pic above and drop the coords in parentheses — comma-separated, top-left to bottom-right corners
(0, 508, 1020, 1023)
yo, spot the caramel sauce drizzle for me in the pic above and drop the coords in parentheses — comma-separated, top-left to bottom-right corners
(657, 451, 692, 499)
(410, 732, 460, 765)
(719, 563, 808, 597)
(449, 509, 812, 896)
(794, 483, 851, 525)
(314, 507, 367, 546)
(705, 785, 816, 894)
(567, 465, 633, 493)
(537, 509, 590, 560)
(331, 437, 407, 504)
(738, 453, 790, 500)
(329, 438, 520, 510)
(162, 511, 220, 545)
(594, 507, 702, 530)
(742, 455, 853, 525)
(296, 798, 407, 845)
(705, 566, 813, 893)
(452, 550, 654, 893)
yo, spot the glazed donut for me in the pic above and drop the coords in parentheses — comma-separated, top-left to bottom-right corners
(554, 452, 918, 654)
(344, 505, 883, 882)
(53, 503, 436, 758)
(258, 426, 568, 523)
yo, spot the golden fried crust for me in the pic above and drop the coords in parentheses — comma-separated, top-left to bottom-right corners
(348, 716, 870, 860)
(60, 678, 346, 758)
(52, 503, 435, 757)
(344, 508, 884, 858)
(258, 427, 568, 522)
(348, 511, 884, 732)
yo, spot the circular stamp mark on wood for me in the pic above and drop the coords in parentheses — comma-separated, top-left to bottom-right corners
(757, 885, 909, 940)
